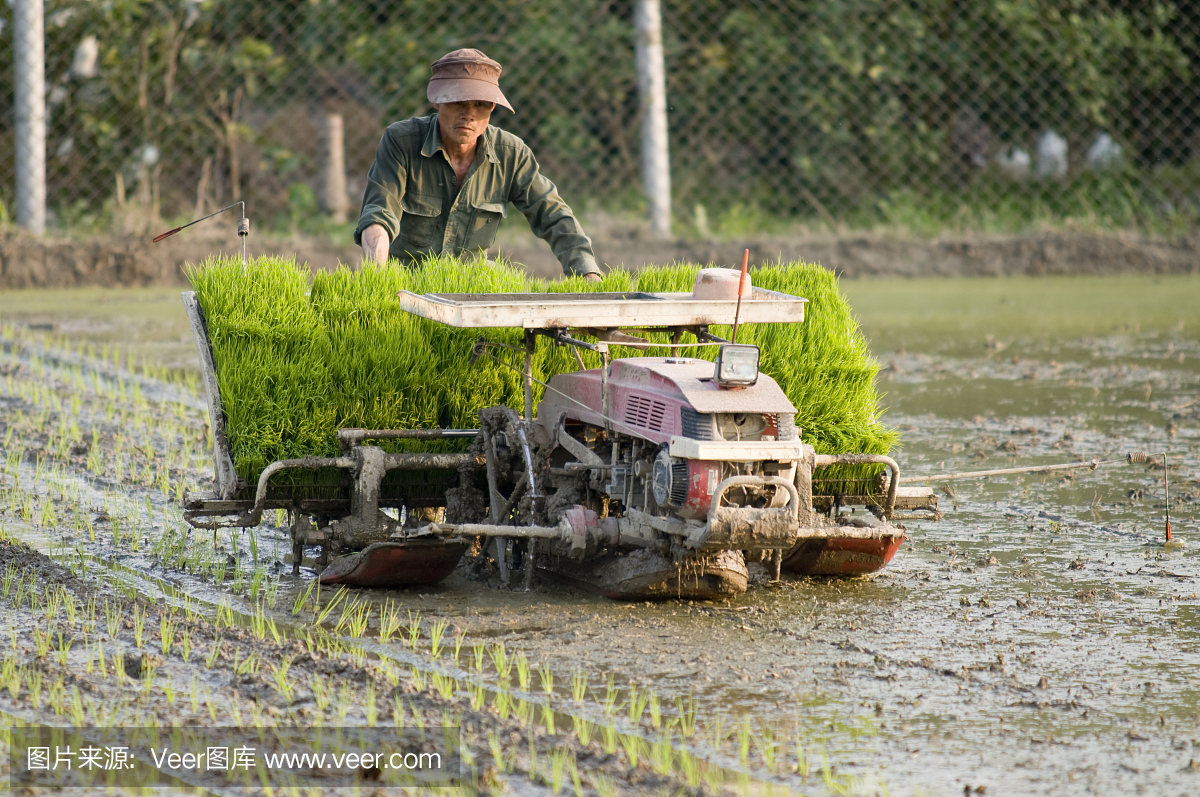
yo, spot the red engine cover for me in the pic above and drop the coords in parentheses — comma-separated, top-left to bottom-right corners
(663, 458, 721, 520)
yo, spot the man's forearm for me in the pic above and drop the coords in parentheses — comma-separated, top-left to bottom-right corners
(361, 224, 390, 264)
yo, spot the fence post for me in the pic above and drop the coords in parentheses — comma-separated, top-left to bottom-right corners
(14, 0, 46, 234)
(322, 112, 349, 223)
(635, 0, 670, 236)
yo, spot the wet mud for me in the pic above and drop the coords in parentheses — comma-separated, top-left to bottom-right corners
(1, 274, 1198, 795)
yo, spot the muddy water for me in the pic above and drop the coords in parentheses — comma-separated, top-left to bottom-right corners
(3, 274, 1198, 795)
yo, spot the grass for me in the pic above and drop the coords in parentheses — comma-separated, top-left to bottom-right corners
(188, 253, 897, 489)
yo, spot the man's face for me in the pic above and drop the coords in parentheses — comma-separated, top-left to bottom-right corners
(436, 101, 495, 148)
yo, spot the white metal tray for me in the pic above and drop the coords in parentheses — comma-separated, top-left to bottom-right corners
(394, 289, 807, 329)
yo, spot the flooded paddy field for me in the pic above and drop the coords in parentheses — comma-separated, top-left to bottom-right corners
(0, 274, 1197, 796)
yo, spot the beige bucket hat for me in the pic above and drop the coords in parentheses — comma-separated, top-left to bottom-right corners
(427, 48, 514, 113)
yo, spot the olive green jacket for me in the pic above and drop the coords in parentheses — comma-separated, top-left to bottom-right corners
(353, 113, 599, 277)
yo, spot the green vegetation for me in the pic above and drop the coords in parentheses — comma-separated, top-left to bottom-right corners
(188, 254, 896, 488)
(22, 0, 1197, 234)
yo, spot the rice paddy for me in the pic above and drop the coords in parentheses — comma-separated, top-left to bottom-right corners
(188, 254, 897, 486)
(2, 275, 1197, 794)
(0, 316, 879, 794)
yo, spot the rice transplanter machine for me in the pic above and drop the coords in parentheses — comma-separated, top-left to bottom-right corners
(182, 269, 941, 599)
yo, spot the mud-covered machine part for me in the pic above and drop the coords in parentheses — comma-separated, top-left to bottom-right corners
(181, 287, 942, 599)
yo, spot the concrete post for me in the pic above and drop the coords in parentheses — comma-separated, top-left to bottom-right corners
(14, 0, 46, 234)
(635, 0, 670, 236)
(322, 112, 349, 223)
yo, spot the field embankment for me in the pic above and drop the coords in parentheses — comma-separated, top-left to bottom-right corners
(0, 228, 1196, 288)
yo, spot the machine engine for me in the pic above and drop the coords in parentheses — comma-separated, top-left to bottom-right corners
(537, 356, 803, 523)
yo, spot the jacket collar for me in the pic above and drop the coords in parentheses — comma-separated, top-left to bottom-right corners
(421, 112, 498, 164)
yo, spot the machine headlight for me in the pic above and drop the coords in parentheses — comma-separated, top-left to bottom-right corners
(714, 344, 759, 387)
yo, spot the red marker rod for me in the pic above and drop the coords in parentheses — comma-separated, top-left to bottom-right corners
(152, 201, 249, 265)
(731, 248, 750, 344)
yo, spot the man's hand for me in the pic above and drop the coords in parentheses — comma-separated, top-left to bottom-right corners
(583, 272, 601, 283)
(361, 224, 390, 265)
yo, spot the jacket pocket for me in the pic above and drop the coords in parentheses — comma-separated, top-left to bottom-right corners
(399, 194, 441, 249)
(466, 202, 507, 251)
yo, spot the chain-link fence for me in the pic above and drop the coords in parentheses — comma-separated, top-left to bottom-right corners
(2, 0, 1197, 238)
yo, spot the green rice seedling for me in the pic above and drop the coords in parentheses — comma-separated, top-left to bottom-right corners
(593, 774, 616, 797)
(408, 664, 425, 692)
(70, 685, 86, 726)
(515, 651, 530, 691)
(1, 658, 20, 700)
(60, 588, 77, 624)
(487, 730, 505, 772)
(405, 610, 422, 648)
(649, 732, 673, 775)
(627, 684, 648, 725)
(309, 674, 332, 712)
(568, 755, 583, 796)
(266, 617, 282, 645)
(94, 640, 105, 676)
(132, 606, 146, 647)
(55, 632, 73, 666)
(793, 737, 811, 777)
(736, 717, 752, 765)
(430, 672, 454, 700)
(515, 697, 532, 725)
(215, 600, 236, 629)
(754, 723, 779, 771)
(291, 581, 316, 618)
(472, 643, 485, 672)
(468, 682, 486, 711)
(429, 618, 449, 658)
(619, 732, 642, 767)
(494, 690, 511, 720)
(163, 678, 177, 705)
(648, 693, 662, 729)
(451, 631, 465, 665)
(235, 651, 259, 676)
(160, 616, 175, 655)
(540, 703, 556, 735)
(539, 664, 554, 696)
(601, 674, 618, 716)
(600, 723, 618, 755)
(678, 748, 702, 787)
(33, 626, 51, 658)
(190, 254, 896, 490)
(314, 587, 348, 626)
(377, 598, 401, 642)
(113, 653, 126, 680)
(489, 642, 511, 683)
(573, 716, 593, 745)
(27, 667, 42, 710)
(820, 749, 838, 792)
(676, 695, 698, 737)
(549, 748, 569, 794)
(708, 713, 729, 751)
(205, 641, 223, 669)
(249, 607, 266, 640)
(2, 562, 17, 599)
(270, 657, 295, 704)
(263, 576, 280, 609)
(336, 684, 352, 723)
(365, 680, 378, 726)
(377, 659, 399, 688)
(335, 597, 370, 637)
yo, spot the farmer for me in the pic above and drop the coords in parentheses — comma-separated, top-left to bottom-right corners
(355, 48, 601, 281)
